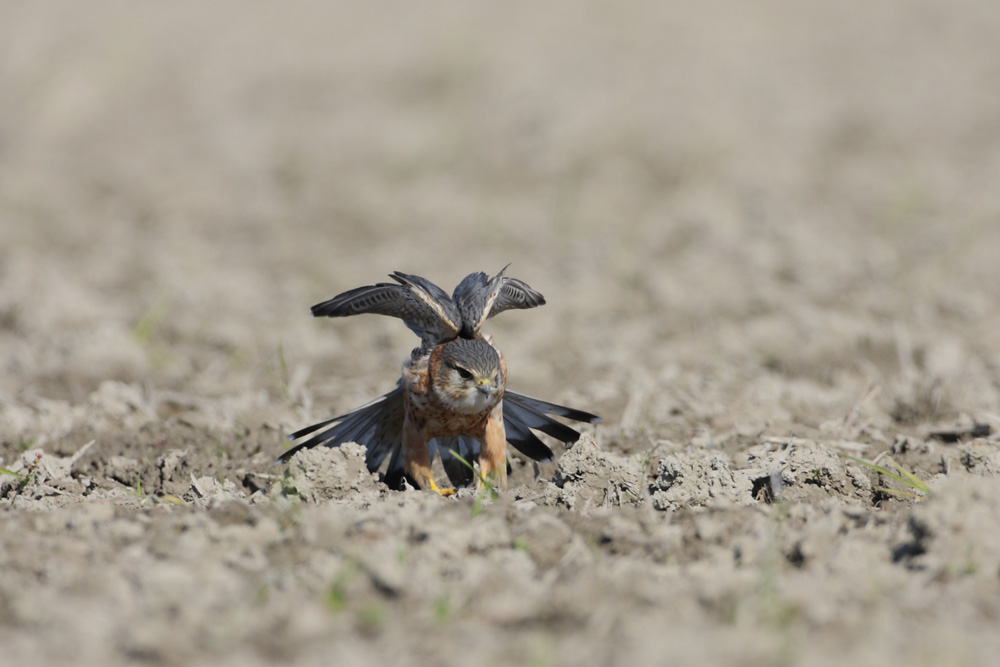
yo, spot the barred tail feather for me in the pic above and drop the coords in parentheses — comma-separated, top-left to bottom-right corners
(277, 388, 405, 471)
(503, 391, 602, 425)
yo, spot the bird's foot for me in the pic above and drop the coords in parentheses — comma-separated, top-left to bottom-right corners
(428, 478, 456, 497)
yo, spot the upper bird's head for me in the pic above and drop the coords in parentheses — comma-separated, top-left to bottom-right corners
(431, 337, 504, 414)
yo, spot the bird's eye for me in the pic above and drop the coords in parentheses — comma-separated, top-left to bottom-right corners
(456, 367, 473, 381)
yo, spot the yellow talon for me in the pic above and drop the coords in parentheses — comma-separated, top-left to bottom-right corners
(428, 478, 456, 497)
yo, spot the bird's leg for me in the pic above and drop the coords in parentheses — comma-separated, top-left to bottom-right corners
(402, 423, 455, 496)
(477, 408, 508, 490)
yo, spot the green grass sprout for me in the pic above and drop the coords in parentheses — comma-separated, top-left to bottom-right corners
(2, 452, 43, 495)
(448, 449, 499, 516)
(841, 453, 931, 498)
(432, 594, 452, 625)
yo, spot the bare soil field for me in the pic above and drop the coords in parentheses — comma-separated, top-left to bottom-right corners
(3, 2, 1000, 665)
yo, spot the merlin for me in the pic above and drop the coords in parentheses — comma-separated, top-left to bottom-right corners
(279, 266, 600, 495)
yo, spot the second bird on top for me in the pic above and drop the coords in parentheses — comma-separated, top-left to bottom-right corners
(279, 265, 600, 495)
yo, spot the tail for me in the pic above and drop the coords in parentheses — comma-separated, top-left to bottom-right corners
(279, 388, 600, 489)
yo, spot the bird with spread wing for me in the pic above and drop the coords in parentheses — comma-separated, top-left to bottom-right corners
(279, 265, 600, 495)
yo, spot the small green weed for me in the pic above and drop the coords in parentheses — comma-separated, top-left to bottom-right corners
(841, 453, 930, 498)
(131, 294, 173, 368)
(273, 341, 292, 402)
(448, 449, 499, 516)
(132, 295, 171, 344)
(356, 603, 386, 634)
(432, 594, 452, 625)
(327, 564, 357, 612)
(1, 452, 42, 496)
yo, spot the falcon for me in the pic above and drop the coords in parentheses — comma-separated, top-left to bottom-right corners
(279, 266, 600, 495)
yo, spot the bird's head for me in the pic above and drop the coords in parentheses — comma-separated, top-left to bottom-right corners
(432, 337, 504, 414)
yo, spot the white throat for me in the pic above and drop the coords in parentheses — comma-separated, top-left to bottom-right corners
(443, 386, 499, 415)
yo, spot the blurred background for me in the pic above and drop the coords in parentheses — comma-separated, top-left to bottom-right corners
(2, 0, 1000, 448)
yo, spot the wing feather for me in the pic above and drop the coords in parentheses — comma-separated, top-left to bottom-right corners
(488, 277, 547, 317)
(278, 388, 405, 472)
(502, 409, 556, 462)
(452, 265, 547, 336)
(453, 265, 509, 336)
(311, 273, 462, 344)
(504, 390, 601, 424)
(389, 271, 462, 340)
(500, 391, 600, 462)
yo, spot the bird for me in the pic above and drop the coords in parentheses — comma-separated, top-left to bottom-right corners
(279, 265, 600, 495)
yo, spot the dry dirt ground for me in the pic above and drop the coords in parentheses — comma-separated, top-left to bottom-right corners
(3, 2, 1000, 665)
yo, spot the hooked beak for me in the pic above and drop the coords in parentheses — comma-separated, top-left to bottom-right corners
(476, 379, 492, 396)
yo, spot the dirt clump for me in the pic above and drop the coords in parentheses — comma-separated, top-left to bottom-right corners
(742, 439, 874, 505)
(550, 434, 643, 510)
(649, 450, 755, 510)
(281, 442, 382, 504)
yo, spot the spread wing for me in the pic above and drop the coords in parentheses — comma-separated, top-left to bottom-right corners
(278, 387, 405, 473)
(453, 265, 508, 337)
(311, 272, 462, 344)
(502, 390, 601, 463)
(488, 276, 546, 319)
(453, 265, 546, 336)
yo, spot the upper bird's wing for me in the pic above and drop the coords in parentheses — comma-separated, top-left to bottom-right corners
(453, 265, 546, 336)
(452, 265, 508, 337)
(488, 277, 546, 319)
(310, 272, 462, 344)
